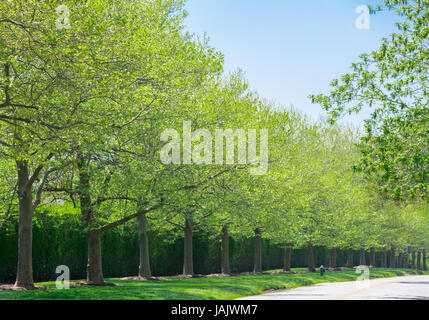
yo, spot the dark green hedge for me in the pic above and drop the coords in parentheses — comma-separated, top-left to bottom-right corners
(1, 210, 357, 283)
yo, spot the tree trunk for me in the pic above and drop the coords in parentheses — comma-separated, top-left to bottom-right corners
(253, 228, 262, 274)
(360, 248, 366, 265)
(411, 250, 416, 269)
(77, 153, 93, 227)
(399, 254, 404, 268)
(370, 247, 376, 267)
(389, 248, 396, 268)
(283, 245, 292, 272)
(423, 250, 427, 271)
(221, 226, 230, 275)
(307, 243, 315, 272)
(137, 213, 151, 278)
(403, 254, 409, 268)
(417, 250, 421, 270)
(397, 253, 402, 268)
(86, 230, 105, 284)
(77, 153, 105, 284)
(14, 161, 34, 289)
(381, 247, 387, 268)
(329, 247, 337, 269)
(347, 248, 353, 268)
(183, 217, 194, 276)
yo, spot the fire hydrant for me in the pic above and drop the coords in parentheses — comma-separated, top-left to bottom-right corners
(320, 265, 326, 276)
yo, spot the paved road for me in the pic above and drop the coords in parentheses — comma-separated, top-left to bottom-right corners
(238, 275, 429, 300)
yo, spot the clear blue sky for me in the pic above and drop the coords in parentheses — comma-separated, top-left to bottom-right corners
(183, 0, 402, 126)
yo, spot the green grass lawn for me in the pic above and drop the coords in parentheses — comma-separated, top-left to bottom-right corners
(1, 268, 427, 300)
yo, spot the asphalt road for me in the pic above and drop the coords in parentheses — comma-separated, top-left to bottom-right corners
(238, 275, 429, 300)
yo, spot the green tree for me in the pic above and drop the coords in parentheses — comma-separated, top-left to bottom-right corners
(0, 0, 223, 287)
(310, 0, 428, 200)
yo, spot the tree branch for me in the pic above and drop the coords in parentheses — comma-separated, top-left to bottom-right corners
(89, 202, 163, 234)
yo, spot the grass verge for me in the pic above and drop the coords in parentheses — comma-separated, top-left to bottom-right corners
(0, 268, 427, 300)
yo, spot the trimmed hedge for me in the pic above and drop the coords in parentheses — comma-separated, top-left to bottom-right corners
(1, 210, 361, 283)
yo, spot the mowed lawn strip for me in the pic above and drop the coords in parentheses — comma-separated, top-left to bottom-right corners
(1, 268, 427, 300)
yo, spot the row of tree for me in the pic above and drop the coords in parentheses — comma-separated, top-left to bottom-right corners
(0, 0, 427, 288)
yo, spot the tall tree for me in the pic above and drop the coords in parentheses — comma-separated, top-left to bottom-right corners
(310, 0, 428, 201)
